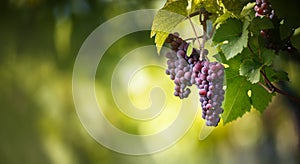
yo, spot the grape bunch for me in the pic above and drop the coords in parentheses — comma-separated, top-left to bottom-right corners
(193, 61, 225, 126)
(254, 0, 274, 19)
(254, 0, 297, 53)
(165, 50, 192, 99)
(165, 33, 200, 99)
(164, 33, 225, 126)
(254, 0, 280, 50)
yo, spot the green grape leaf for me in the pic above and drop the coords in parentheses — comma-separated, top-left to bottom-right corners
(248, 17, 274, 35)
(220, 53, 274, 124)
(222, 0, 251, 15)
(250, 83, 273, 113)
(239, 2, 256, 20)
(264, 67, 289, 82)
(213, 53, 223, 63)
(279, 22, 294, 40)
(212, 18, 249, 59)
(291, 27, 300, 50)
(214, 11, 233, 25)
(238, 48, 275, 83)
(239, 59, 261, 83)
(273, 71, 289, 82)
(151, 0, 188, 53)
(261, 49, 276, 66)
(222, 76, 252, 124)
(220, 53, 251, 124)
(190, 0, 200, 14)
(248, 23, 276, 60)
(222, 76, 274, 124)
(191, 0, 220, 14)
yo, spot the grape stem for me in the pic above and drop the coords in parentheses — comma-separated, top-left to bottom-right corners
(260, 70, 300, 103)
(258, 82, 274, 93)
(199, 31, 208, 61)
(188, 10, 201, 19)
(199, 8, 211, 61)
(184, 35, 203, 42)
(187, 16, 202, 56)
(187, 8, 213, 61)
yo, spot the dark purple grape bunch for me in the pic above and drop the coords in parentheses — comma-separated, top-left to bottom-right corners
(164, 33, 200, 99)
(165, 50, 192, 99)
(254, 0, 275, 19)
(254, 0, 279, 49)
(254, 0, 297, 53)
(164, 33, 225, 126)
(197, 61, 225, 126)
(165, 32, 200, 63)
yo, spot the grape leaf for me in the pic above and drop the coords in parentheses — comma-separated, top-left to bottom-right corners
(237, 48, 263, 84)
(239, 59, 261, 84)
(239, 48, 275, 83)
(151, 0, 188, 53)
(212, 18, 249, 60)
(222, 76, 252, 124)
(291, 27, 300, 50)
(250, 83, 273, 113)
(190, 0, 220, 14)
(219, 53, 274, 124)
(261, 49, 276, 66)
(248, 17, 274, 35)
(273, 71, 289, 82)
(239, 2, 255, 20)
(222, 73, 274, 124)
(279, 22, 294, 40)
(219, 54, 251, 123)
(264, 67, 289, 82)
(214, 11, 233, 25)
(222, 0, 251, 15)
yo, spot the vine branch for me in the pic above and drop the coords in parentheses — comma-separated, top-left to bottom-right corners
(187, 16, 202, 52)
(188, 10, 201, 19)
(246, 42, 300, 103)
(199, 8, 211, 61)
(184, 35, 203, 42)
(260, 70, 300, 103)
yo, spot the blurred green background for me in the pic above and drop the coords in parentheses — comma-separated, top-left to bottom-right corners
(1, 0, 300, 164)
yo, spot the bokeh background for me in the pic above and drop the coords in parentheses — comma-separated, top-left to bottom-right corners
(1, 0, 300, 164)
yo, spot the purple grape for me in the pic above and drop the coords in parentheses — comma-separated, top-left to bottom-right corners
(164, 33, 225, 126)
(164, 32, 201, 99)
(197, 61, 225, 126)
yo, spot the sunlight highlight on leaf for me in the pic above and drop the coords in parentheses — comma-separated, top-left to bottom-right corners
(151, 0, 188, 53)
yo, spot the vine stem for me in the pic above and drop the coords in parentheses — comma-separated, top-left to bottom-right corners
(199, 31, 207, 61)
(184, 35, 203, 42)
(247, 42, 300, 103)
(187, 17, 202, 52)
(260, 70, 300, 103)
(199, 8, 211, 61)
(187, 8, 212, 61)
(188, 10, 201, 19)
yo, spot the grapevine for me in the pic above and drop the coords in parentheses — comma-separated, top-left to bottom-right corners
(151, 0, 300, 127)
